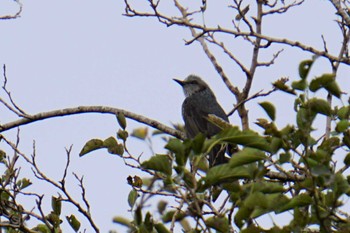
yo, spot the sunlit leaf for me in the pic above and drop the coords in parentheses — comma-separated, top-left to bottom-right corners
(131, 127, 148, 140)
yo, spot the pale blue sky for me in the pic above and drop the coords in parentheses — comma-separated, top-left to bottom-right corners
(0, 0, 349, 232)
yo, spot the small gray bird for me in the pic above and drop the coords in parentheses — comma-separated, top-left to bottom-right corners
(174, 75, 229, 167)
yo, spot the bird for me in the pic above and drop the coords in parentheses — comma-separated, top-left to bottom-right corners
(174, 75, 230, 167)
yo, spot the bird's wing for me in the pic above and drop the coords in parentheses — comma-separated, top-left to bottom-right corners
(182, 96, 228, 138)
(182, 97, 209, 138)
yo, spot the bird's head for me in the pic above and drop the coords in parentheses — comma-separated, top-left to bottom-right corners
(173, 75, 213, 97)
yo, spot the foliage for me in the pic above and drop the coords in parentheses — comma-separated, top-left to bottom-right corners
(107, 59, 350, 232)
(0, 0, 350, 233)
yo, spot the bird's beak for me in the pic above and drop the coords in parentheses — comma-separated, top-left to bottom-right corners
(173, 78, 184, 86)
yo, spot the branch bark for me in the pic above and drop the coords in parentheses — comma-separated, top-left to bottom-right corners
(0, 106, 186, 140)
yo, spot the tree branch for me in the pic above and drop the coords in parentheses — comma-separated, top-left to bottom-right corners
(0, 106, 186, 140)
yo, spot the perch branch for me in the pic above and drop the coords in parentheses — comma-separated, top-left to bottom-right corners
(0, 106, 186, 140)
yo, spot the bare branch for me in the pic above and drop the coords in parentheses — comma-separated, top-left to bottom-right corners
(0, 0, 23, 20)
(206, 35, 250, 76)
(330, 0, 350, 27)
(0, 106, 185, 140)
(265, 170, 306, 182)
(1, 65, 29, 117)
(122, 3, 350, 65)
(227, 87, 277, 116)
(173, 0, 240, 97)
(257, 49, 284, 67)
(262, 0, 304, 16)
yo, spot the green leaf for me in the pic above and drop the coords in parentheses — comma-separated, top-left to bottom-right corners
(103, 136, 124, 155)
(336, 120, 349, 133)
(344, 153, 350, 166)
(141, 154, 172, 176)
(296, 107, 316, 129)
(245, 192, 268, 209)
(112, 216, 134, 228)
(207, 127, 273, 153)
(165, 138, 186, 166)
(157, 201, 167, 214)
(17, 178, 32, 190)
(298, 59, 314, 80)
(325, 79, 342, 98)
(117, 129, 129, 141)
(200, 164, 250, 189)
(229, 148, 266, 168)
(154, 223, 171, 233)
(191, 133, 206, 154)
(66, 215, 81, 232)
(117, 113, 127, 129)
(134, 206, 142, 225)
(79, 139, 104, 156)
(205, 216, 229, 232)
(343, 130, 350, 149)
(32, 224, 51, 233)
(131, 127, 148, 140)
(272, 78, 296, 95)
(337, 106, 350, 120)
(144, 212, 153, 231)
(0, 150, 6, 164)
(128, 189, 138, 208)
(292, 79, 307, 91)
(259, 102, 276, 121)
(51, 196, 62, 216)
(161, 210, 186, 223)
(308, 72, 342, 97)
(277, 193, 312, 213)
(103, 136, 118, 147)
(333, 173, 350, 198)
(278, 152, 291, 164)
(309, 73, 335, 92)
(251, 181, 285, 194)
(234, 206, 252, 228)
(308, 98, 332, 116)
(47, 212, 61, 228)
